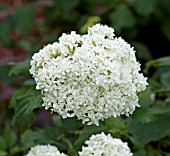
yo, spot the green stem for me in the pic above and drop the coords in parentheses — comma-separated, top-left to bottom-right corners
(154, 88, 170, 93)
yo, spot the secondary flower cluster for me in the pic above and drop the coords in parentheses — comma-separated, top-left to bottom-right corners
(26, 133, 132, 156)
(25, 145, 67, 156)
(79, 132, 133, 156)
(30, 24, 147, 125)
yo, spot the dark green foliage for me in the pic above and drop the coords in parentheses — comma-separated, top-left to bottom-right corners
(12, 5, 36, 35)
(1, 0, 170, 155)
(109, 4, 136, 32)
(12, 88, 42, 132)
(8, 59, 31, 76)
(128, 114, 170, 146)
(0, 22, 11, 46)
(20, 130, 35, 149)
(132, 0, 158, 16)
(75, 122, 108, 148)
(0, 126, 21, 156)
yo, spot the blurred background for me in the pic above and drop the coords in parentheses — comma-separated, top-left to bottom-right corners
(0, 0, 170, 155)
(0, 0, 170, 109)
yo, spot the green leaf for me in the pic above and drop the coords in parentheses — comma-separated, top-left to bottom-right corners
(12, 88, 42, 132)
(130, 107, 157, 123)
(109, 4, 135, 32)
(104, 0, 118, 9)
(75, 122, 108, 148)
(9, 87, 28, 108)
(53, 116, 81, 134)
(21, 130, 35, 149)
(154, 57, 170, 67)
(105, 117, 125, 130)
(151, 100, 170, 115)
(23, 79, 35, 86)
(0, 22, 11, 46)
(52, 115, 63, 127)
(4, 126, 17, 148)
(8, 59, 30, 76)
(52, 116, 82, 151)
(16, 40, 32, 52)
(31, 126, 61, 144)
(128, 114, 170, 146)
(161, 20, 170, 41)
(138, 100, 169, 123)
(0, 150, 7, 156)
(160, 71, 170, 88)
(12, 5, 36, 35)
(144, 57, 170, 74)
(147, 78, 161, 88)
(58, 116, 78, 130)
(0, 65, 11, 84)
(53, 0, 79, 11)
(131, 98, 170, 123)
(132, 0, 157, 16)
(30, 126, 68, 151)
(138, 86, 153, 107)
(133, 149, 154, 156)
(105, 117, 127, 138)
(132, 42, 152, 61)
(0, 136, 7, 150)
(166, 96, 170, 103)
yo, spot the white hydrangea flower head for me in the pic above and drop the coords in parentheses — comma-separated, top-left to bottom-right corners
(78, 132, 133, 156)
(30, 23, 148, 125)
(88, 23, 115, 39)
(25, 145, 67, 156)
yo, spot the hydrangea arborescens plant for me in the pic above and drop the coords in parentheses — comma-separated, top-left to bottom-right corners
(30, 24, 147, 125)
(79, 132, 133, 156)
(25, 145, 67, 156)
